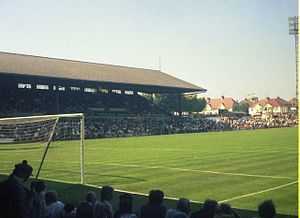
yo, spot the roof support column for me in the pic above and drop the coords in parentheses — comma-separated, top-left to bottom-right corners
(55, 90, 60, 114)
(177, 94, 182, 117)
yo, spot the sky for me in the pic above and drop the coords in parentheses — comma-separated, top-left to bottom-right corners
(0, 0, 298, 100)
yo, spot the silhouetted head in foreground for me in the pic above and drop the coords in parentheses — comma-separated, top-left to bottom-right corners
(101, 185, 114, 201)
(258, 200, 276, 218)
(202, 199, 218, 217)
(215, 203, 239, 218)
(45, 191, 58, 206)
(119, 193, 133, 213)
(218, 203, 232, 214)
(149, 189, 164, 205)
(64, 203, 75, 214)
(86, 191, 97, 205)
(177, 198, 191, 215)
(12, 160, 33, 182)
(76, 201, 93, 218)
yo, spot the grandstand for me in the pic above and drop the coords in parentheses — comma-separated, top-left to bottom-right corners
(0, 51, 206, 117)
(1, 51, 296, 138)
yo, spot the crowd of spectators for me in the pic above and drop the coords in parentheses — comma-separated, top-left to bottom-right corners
(0, 160, 278, 218)
(0, 89, 298, 141)
(220, 113, 298, 130)
(1, 113, 295, 142)
(53, 113, 297, 140)
(52, 116, 230, 140)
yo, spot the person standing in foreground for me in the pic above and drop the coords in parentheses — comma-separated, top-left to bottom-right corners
(0, 160, 33, 218)
(94, 186, 114, 218)
(140, 189, 166, 218)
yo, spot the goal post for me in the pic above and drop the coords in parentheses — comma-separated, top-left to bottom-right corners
(0, 113, 85, 184)
(80, 114, 85, 184)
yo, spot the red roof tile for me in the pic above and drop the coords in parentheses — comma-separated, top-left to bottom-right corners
(207, 97, 236, 110)
(250, 97, 289, 108)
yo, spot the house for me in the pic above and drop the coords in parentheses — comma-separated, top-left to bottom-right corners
(270, 97, 290, 113)
(202, 96, 238, 115)
(248, 97, 290, 116)
(289, 97, 298, 111)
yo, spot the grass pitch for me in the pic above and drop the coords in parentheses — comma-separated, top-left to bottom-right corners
(0, 128, 297, 215)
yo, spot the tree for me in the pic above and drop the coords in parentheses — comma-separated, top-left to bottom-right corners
(233, 100, 249, 113)
(182, 95, 206, 112)
(153, 94, 178, 112)
(153, 94, 206, 113)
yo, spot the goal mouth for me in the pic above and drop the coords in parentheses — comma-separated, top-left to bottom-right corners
(0, 113, 85, 184)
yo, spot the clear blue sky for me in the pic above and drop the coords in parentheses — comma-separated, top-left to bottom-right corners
(0, 0, 298, 100)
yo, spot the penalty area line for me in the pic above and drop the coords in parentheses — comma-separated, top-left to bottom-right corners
(218, 180, 298, 203)
(101, 163, 294, 180)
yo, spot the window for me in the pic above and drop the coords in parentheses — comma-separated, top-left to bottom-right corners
(124, 90, 133, 95)
(36, 84, 49, 90)
(112, 89, 121, 94)
(58, 86, 65, 91)
(100, 88, 108, 94)
(84, 88, 96, 93)
(18, 83, 31, 89)
(70, 86, 81, 91)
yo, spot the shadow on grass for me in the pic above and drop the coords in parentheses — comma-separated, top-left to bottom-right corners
(0, 174, 296, 218)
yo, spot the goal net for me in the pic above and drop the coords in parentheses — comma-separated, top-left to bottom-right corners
(0, 113, 85, 184)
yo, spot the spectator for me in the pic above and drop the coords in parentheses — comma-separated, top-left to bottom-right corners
(215, 203, 240, 218)
(190, 199, 218, 218)
(0, 160, 33, 218)
(76, 202, 93, 218)
(166, 198, 190, 218)
(86, 191, 99, 218)
(45, 191, 64, 218)
(258, 200, 276, 218)
(31, 180, 47, 218)
(114, 194, 137, 218)
(63, 203, 76, 218)
(140, 190, 166, 218)
(86, 191, 97, 207)
(94, 186, 114, 218)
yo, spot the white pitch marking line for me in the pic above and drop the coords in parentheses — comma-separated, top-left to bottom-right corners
(218, 180, 298, 203)
(100, 163, 294, 180)
(0, 160, 294, 180)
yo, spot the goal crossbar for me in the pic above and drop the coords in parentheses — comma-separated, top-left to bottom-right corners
(0, 113, 84, 123)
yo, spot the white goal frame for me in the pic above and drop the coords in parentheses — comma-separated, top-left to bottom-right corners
(0, 113, 85, 184)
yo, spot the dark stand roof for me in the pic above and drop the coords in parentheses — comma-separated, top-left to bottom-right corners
(0, 51, 206, 93)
